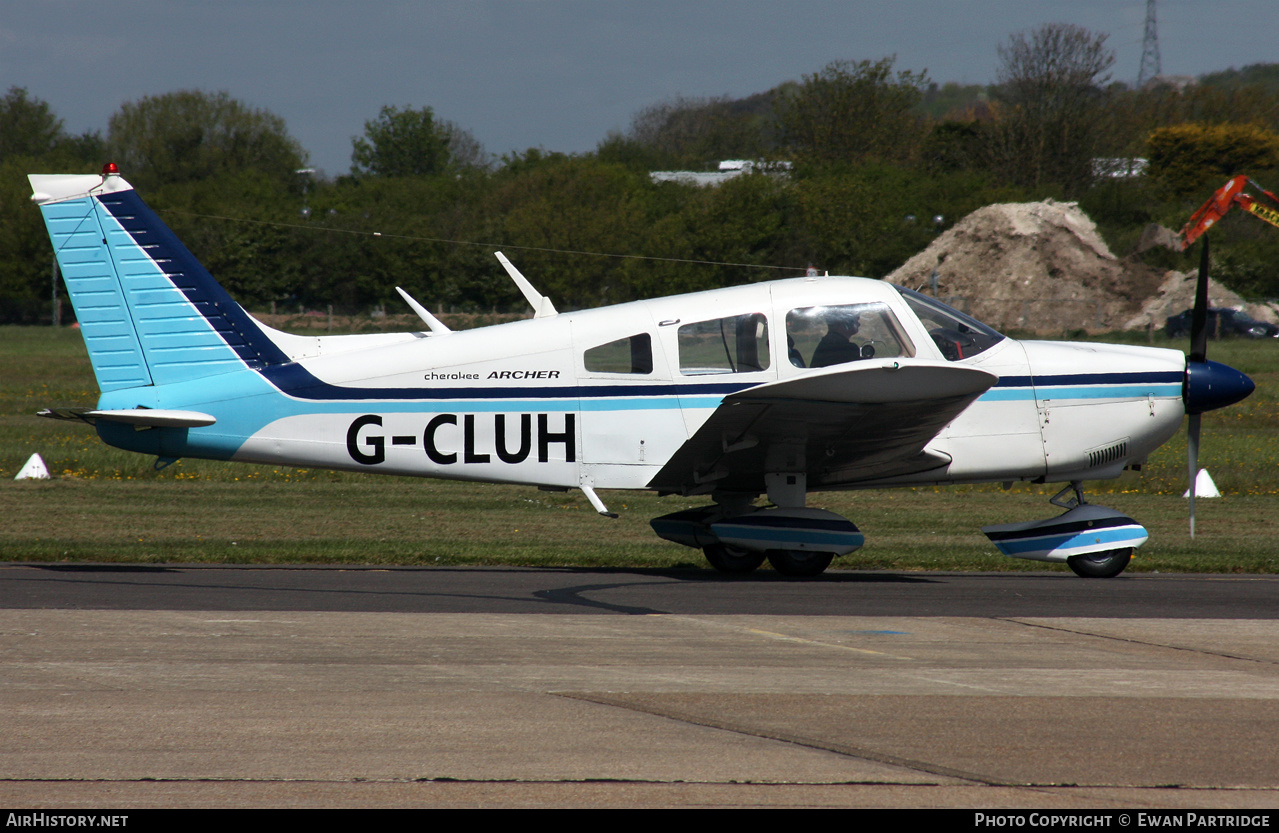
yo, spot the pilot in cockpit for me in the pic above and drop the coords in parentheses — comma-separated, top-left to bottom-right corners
(810, 310, 867, 367)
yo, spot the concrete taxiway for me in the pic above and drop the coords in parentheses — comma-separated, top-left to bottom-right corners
(2, 567, 1277, 808)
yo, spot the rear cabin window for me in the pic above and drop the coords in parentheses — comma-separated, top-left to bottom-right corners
(584, 333, 653, 374)
(678, 313, 770, 375)
(785, 303, 913, 368)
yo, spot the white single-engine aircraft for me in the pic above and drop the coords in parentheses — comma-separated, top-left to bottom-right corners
(30, 165, 1255, 577)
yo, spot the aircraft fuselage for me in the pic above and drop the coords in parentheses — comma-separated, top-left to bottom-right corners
(91, 277, 1188, 496)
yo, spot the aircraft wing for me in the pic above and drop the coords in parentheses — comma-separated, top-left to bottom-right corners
(648, 360, 997, 495)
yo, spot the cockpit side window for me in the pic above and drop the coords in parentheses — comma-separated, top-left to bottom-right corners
(584, 333, 653, 374)
(785, 303, 913, 368)
(678, 313, 770, 375)
(895, 286, 1005, 361)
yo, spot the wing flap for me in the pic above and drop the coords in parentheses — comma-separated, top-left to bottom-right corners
(648, 360, 996, 495)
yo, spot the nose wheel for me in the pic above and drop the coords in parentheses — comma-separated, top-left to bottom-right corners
(1066, 548, 1132, 578)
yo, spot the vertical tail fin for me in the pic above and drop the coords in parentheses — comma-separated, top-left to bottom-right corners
(30, 168, 287, 393)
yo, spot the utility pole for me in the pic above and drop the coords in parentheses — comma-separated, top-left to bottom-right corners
(1138, 0, 1161, 87)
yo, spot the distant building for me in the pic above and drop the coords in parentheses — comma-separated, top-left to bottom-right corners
(1092, 158, 1149, 180)
(650, 159, 792, 187)
(1140, 74, 1197, 92)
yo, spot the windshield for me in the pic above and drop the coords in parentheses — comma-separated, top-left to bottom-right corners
(894, 286, 1005, 361)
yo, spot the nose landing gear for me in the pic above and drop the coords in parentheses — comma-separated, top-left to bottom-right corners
(981, 482, 1147, 578)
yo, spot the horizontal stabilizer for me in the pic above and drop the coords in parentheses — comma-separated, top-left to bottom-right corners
(38, 408, 217, 428)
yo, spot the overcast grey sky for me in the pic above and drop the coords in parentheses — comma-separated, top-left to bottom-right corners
(3, 1, 1276, 176)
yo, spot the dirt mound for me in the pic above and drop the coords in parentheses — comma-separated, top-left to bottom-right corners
(1125, 269, 1279, 330)
(888, 200, 1167, 334)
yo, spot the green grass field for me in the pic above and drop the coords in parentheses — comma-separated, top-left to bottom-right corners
(2, 325, 1277, 573)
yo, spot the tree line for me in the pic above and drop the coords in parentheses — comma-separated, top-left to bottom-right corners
(4, 23, 1279, 325)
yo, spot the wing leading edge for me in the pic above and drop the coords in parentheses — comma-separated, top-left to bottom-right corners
(648, 360, 997, 496)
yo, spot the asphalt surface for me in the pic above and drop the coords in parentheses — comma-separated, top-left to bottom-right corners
(5, 564, 1278, 617)
(3, 565, 1277, 809)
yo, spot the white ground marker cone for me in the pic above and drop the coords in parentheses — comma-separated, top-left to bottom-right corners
(1183, 468, 1220, 499)
(14, 453, 50, 480)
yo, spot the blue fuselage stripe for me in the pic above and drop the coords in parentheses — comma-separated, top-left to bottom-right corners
(995, 372, 1182, 387)
(981, 384, 1183, 402)
(259, 369, 1184, 411)
(263, 396, 721, 414)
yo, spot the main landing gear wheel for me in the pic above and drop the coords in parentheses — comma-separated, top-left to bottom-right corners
(765, 549, 835, 577)
(702, 543, 766, 574)
(1067, 548, 1132, 578)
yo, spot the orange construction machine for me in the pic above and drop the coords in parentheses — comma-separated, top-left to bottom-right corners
(1180, 175, 1279, 249)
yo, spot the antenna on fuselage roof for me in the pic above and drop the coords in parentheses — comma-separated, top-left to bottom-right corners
(395, 286, 451, 335)
(496, 252, 558, 318)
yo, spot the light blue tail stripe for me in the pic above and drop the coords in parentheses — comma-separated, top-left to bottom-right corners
(41, 198, 152, 391)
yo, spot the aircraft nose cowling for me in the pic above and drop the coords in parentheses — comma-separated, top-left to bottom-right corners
(1185, 360, 1255, 414)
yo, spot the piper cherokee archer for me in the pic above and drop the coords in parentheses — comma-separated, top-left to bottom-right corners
(29, 165, 1255, 577)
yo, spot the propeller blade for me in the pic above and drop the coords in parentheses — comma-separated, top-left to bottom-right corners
(1186, 235, 1210, 538)
(1189, 236, 1210, 364)
(1187, 413, 1201, 539)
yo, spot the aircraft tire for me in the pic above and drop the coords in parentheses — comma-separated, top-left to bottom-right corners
(1066, 548, 1132, 578)
(765, 549, 835, 577)
(703, 543, 766, 574)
